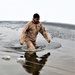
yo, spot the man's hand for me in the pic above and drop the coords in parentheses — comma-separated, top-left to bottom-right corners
(20, 43, 23, 45)
(19, 39, 23, 45)
(48, 40, 51, 43)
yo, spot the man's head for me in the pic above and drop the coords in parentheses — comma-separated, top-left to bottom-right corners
(33, 13, 40, 24)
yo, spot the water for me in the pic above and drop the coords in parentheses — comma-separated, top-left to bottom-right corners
(0, 21, 75, 75)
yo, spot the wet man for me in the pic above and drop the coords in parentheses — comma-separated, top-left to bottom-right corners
(20, 13, 51, 50)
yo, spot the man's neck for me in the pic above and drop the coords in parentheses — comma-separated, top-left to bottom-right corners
(32, 21, 40, 24)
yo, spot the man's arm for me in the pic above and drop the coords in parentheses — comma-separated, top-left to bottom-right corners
(39, 24, 51, 43)
(20, 23, 29, 45)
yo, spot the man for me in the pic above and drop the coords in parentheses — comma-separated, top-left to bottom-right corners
(20, 13, 51, 50)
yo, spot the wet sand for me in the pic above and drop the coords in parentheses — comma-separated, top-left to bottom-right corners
(0, 22, 75, 75)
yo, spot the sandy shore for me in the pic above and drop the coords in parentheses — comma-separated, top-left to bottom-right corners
(0, 23, 75, 75)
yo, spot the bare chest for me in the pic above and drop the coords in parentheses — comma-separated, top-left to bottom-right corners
(28, 24, 41, 32)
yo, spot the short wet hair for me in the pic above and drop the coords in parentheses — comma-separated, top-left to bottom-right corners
(33, 13, 40, 18)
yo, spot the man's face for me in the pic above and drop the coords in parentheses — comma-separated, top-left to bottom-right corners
(33, 18, 40, 24)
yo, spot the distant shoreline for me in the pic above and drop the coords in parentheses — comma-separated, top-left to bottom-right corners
(0, 21, 75, 30)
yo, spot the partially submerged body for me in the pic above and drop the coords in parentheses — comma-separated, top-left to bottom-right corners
(20, 13, 51, 50)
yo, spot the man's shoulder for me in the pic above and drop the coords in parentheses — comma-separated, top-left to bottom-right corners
(38, 22, 43, 27)
(26, 21, 32, 24)
(26, 21, 33, 25)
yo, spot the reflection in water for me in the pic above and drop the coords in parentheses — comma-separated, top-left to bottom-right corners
(22, 52, 50, 75)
